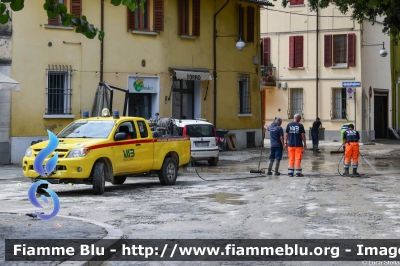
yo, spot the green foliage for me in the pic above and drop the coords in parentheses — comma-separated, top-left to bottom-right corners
(0, 0, 146, 41)
(275, 0, 400, 44)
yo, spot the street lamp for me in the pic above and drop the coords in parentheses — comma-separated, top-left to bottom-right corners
(216, 33, 246, 51)
(363, 42, 388, 57)
(236, 36, 246, 51)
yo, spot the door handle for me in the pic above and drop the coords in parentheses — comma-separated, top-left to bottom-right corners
(136, 143, 141, 146)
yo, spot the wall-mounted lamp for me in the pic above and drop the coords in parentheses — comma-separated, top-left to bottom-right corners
(216, 33, 246, 51)
(116, 72, 118, 77)
(363, 42, 388, 57)
(236, 35, 245, 51)
(95, 71, 98, 75)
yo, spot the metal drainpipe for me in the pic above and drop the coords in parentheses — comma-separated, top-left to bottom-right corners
(213, 0, 229, 128)
(100, 0, 104, 82)
(316, 7, 319, 119)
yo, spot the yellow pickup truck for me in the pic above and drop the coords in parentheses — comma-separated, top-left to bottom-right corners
(22, 109, 191, 195)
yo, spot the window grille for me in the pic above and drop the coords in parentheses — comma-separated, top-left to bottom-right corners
(238, 74, 251, 114)
(287, 88, 303, 119)
(331, 87, 347, 119)
(46, 70, 72, 115)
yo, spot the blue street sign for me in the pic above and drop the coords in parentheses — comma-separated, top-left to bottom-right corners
(342, 82, 361, 87)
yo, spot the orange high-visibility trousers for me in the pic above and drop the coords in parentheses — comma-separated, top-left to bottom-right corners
(344, 142, 359, 168)
(288, 147, 303, 175)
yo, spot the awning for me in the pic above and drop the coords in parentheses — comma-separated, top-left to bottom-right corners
(174, 70, 212, 81)
(0, 72, 20, 91)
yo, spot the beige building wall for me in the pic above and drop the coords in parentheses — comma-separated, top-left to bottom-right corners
(11, 0, 263, 163)
(261, 3, 390, 142)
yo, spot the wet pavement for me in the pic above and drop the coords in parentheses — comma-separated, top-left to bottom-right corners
(1, 139, 400, 265)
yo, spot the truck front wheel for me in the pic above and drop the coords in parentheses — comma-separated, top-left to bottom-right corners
(93, 161, 106, 195)
(158, 157, 177, 185)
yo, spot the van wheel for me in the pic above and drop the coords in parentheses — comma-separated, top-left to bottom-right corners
(158, 157, 177, 185)
(208, 157, 219, 166)
(112, 176, 127, 185)
(93, 162, 105, 195)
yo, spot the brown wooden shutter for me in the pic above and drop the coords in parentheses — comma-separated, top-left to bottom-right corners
(127, 7, 135, 30)
(290, 0, 304, 5)
(289, 36, 295, 68)
(154, 0, 164, 31)
(48, 17, 61, 26)
(70, 0, 81, 18)
(246, 6, 254, 43)
(294, 36, 303, 67)
(192, 0, 200, 36)
(347, 33, 356, 66)
(324, 35, 332, 67)
(178, 0, 185, 35)
(239, 5, 244, 40)
(48, 0, 61, 25)
(262, 37, 270, 66)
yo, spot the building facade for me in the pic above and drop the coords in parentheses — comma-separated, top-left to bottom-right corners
(391, 38, 400, 137)
(10, 0, 269, 163)
(0, 19, 15, 164)
(260, 0, 391, 142)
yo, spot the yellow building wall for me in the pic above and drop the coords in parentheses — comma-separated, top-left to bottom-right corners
(11, 0, 262, 160)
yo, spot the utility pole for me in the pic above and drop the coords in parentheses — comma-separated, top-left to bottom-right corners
(354, 88, 356, 130)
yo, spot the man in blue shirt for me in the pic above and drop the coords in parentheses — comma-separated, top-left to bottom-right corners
(285, 114, 307, 177)
(311, 117, 322, 153)
(265, 117, 284, 175)
(343, 124, 361, 176)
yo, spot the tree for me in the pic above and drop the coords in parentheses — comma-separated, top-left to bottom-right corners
(0, 0, 146, 41)
(278, 0, 400, 44)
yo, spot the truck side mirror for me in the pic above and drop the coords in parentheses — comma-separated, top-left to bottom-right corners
(114, 132, 127, 141)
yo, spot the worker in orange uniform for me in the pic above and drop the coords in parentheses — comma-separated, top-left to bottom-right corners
(285, 114, 307, 177)
(343, 124, 360, 176)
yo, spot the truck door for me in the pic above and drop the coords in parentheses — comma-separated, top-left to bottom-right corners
(113, 121, 139, 175)
(134, 120, 154, 171)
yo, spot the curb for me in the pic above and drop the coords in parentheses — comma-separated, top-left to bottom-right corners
(1, 211, 123, 266)
(58, 215, 124, 266)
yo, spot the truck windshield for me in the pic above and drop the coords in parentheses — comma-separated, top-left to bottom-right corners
(58, 121, 115, 139)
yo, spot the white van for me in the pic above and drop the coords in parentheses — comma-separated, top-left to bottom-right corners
(175, 119, 219, 166)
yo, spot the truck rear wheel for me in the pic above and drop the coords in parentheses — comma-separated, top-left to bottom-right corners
(37, 183, 49, 194)
(93, 161, 105, 195)
(158, 157, 177, 185)
(112, 176, 127, 185)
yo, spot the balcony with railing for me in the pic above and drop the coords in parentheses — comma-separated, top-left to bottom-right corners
(261, 65, 276, 87)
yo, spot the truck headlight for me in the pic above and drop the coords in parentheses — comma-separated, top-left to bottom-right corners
(67, 148, 90, 158)
(25, 147, 32, 158)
